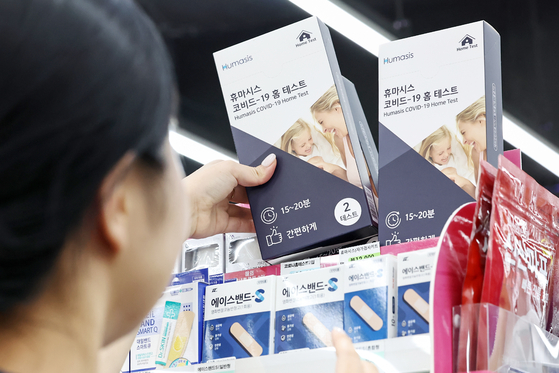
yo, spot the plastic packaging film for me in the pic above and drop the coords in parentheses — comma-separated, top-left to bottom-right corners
(228, 236, 261, 265)
(183, 244, 219, 271)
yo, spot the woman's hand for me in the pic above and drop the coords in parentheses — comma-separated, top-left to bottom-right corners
(183, 153, 277, 239)
(332, 328, 378, 373)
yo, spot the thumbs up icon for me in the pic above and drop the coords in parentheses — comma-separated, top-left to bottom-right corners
(266, 227, 282, 246)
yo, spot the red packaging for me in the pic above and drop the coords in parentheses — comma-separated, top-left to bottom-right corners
(457, 161, 497, 372)
(481, 155, 558, 327)
(462, 160, 498, 305)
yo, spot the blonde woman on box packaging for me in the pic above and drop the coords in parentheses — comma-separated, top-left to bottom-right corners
(0, 1, 374, 373)
(310, 85, 364, 188)
(456, 96, 487, 181)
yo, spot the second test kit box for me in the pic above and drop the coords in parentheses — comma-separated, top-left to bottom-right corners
(214, 17, 378, 261)
(397, 248, 436, 336)
(344, 255, 397, 342)
(378, 21, 502, 245)
(203, 276, 276, 361)
(275, 266, 344, 352)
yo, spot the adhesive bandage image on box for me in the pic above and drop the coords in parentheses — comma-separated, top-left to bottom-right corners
(397, 248, 436, 336)
(275, 266, 344, 352)
(230, 321, 264, 357)
(203, 276, 276, 361)
(344, 255, 397, 342)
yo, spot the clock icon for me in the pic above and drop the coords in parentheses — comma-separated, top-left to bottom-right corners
(260, 207, 277, 224)
(385, 211, 401, 229)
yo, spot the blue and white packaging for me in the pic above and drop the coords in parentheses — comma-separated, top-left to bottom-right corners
(275, 266, 344, 353)
(378, 21, 502, 245)
(182, 234, 224, 285)
(344, 255, 397, 342)
(130, 281, 207, 371)
(214, 17, 378, 260)
(397, 247, 436, 336)
(203, 276, 276, 361)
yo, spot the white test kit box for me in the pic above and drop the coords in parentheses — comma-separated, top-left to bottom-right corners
(130, 281, 207, 371)
(225, 232, 270, 273)
(275, 265, 344, 353)
(378, 21, 502, 245)
(214, 17, 379, 261)
(344, 255, 397, 342)
(182, 234, 224, 285)
(203, 276, 276, 361)
(397, 247, 437, 336)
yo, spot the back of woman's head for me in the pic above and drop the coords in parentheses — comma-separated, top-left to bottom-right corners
(0, 0, 175, 314)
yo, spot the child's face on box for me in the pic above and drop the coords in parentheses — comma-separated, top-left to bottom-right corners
(430, 137, 452, 165)
(292, 129, 314, 156)
(314, 104, 347, 139)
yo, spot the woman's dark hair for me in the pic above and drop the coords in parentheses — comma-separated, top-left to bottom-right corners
(0, 0, 175, 313)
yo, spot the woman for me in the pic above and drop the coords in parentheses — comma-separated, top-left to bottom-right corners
(456, 96, 486, 181)
(310, 85, 363, 188)
(0, 1, 370, 373)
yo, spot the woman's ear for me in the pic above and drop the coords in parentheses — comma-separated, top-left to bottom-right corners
(95, 152, 137, 256)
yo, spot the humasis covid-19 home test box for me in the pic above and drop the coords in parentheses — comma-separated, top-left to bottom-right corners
(378, 21, 502, 245)
(214, 17, 379, 261)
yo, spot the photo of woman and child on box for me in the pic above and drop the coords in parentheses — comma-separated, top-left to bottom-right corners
(414, 96, 487, 198)
(274, 85, 363, 189)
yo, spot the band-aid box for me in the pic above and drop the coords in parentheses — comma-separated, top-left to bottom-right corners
(397, 247, 437, 336)
(378, 21, 502, 245)
(130, 281, 207, 371)
(275, 266, 344, 352)
(225, 233, 271, 273)
(182, 234, 224, 285)
(214, 16, 379, 261)
(203, 276, 277, 361)
(344, 254, 397, 342)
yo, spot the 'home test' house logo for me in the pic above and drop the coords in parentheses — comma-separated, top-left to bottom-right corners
(222, 55, 253, 70)
(457, 34, 478, 51)
(383, 52, 414, 64)
(296, 30, 316, 47)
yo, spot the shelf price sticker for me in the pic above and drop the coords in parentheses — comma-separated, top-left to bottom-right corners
(354, 339, 385, 358)
(197, 359, 236, 373)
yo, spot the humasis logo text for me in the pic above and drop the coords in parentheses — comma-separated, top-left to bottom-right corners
(383, 52, 414, 64)
(222, 55, 253, 70)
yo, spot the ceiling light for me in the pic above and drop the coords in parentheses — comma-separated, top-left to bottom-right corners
(289, 0, 559, 178)
(169, 129, 237, 165)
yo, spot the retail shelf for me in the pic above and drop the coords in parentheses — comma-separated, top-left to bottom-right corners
(168, 334, 430, 373)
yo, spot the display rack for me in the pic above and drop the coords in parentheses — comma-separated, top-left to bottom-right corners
(167, 334, 430, 373)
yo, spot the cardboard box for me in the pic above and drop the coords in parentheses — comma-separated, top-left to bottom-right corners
(214, 16, 378, 260)
(203, 276, 277, 361)
(130, 281, 207, 371)
(397, 248, 437, 336)
(275, 266, 344, 352)
(378, 21, 502, 245)
(344, 255, 397, 342)
(182, 234, 224, 285)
